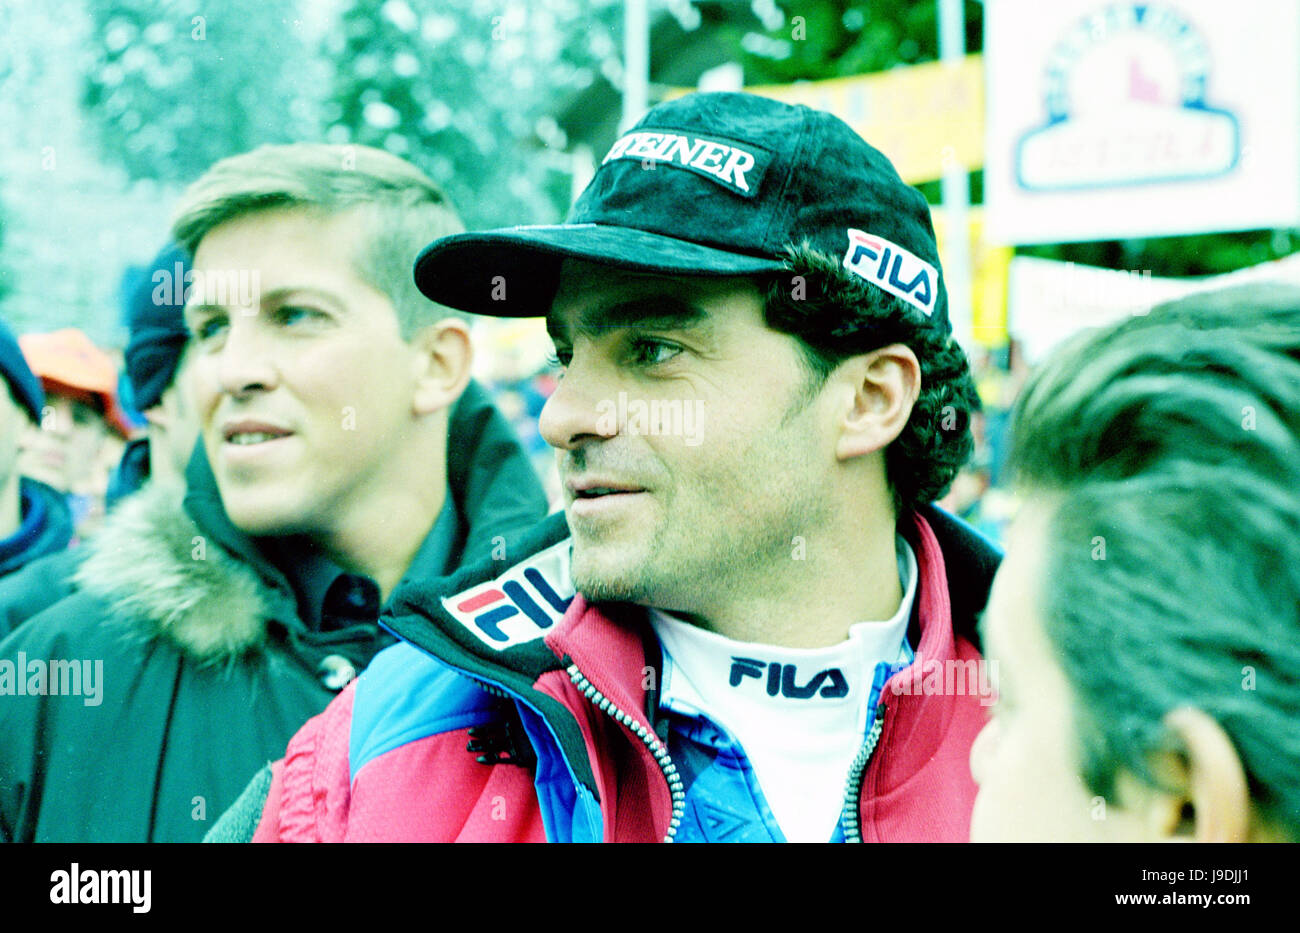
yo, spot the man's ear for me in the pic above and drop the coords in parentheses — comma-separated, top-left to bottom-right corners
(141, 380, 179, 431)
(410, 318, 474, 416)
(834, 343, 921, 461)
(1142, 706, 1251, 843)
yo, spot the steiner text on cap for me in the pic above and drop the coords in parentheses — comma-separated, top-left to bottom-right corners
(601, 128, 773, 198)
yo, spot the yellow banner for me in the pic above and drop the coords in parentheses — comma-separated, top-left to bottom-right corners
(741, 55, 984, 184)
(930, 206, 1011, 348)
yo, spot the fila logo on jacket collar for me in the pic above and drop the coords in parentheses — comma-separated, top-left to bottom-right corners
(601, 128, 772, 197)
(843, 229, 938, 317)
(444, 540, 575, 649)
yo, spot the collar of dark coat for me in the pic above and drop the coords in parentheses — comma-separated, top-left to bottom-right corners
(88, 380, 551, 666)
(382, 512, 598, 793)
(74, 479, 281, 664)
(382, 512, 577, 697)
(0, 477, 75, 575)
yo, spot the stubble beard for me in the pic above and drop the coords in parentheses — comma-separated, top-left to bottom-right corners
(570, 485, 826, 615)
(568, 440, 832, 618)
(565, 368, 834, 612)
(568, 522, 664, 606)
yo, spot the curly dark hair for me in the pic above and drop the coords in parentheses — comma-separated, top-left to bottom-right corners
(759, 245, 979, 513)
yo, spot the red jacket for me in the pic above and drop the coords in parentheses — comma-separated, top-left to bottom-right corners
(249, 507, 999, 842)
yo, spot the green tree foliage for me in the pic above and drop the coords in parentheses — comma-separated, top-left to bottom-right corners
(81, 0, 319, 184)
(1019, 229, 1298, 278)
(718, 2, 983, 203)
(326, 0, 612, 229)
(736, 0, 981, 83)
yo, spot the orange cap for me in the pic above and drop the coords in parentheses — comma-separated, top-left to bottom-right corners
(19, 329, 132, 437)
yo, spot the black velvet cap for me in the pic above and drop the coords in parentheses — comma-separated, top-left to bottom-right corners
(414, 91, 948, 335)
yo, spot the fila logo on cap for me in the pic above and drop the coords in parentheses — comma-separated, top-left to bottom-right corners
(444, 540, 575, 649)
(843, 229, 938, 317)
(600, 128, 772, 198)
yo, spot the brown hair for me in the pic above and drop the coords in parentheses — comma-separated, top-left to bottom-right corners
(172, 143, 464, 338)
(1009, 284, 1300, 837)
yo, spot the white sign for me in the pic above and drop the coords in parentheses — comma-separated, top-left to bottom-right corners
(985, 1, 1300, 244)
(1008, 251, 1300, 363)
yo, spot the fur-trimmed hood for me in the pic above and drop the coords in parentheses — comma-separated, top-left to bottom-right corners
(73, 380, 549, 666)
(74, 480, 272, 663)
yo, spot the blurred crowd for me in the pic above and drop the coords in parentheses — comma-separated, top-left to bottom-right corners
(0, 241, 194, 571)
(0, 326, 130, 560)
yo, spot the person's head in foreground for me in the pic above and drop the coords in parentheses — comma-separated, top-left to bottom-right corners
(172, 143, 470, 597)
(416, 92, 979, 643)
(970, 284, 1300, 842)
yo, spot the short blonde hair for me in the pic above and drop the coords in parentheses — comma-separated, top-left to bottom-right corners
(172, 143, 464, 338)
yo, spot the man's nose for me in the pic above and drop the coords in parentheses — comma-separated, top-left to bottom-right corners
(215, 318, 279, 396)
(538, 351, 618, 451)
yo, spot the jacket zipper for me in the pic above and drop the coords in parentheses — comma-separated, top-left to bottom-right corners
(566, 662, 686, 842)
(839, 701, 887, 844)
(475, 681, 510, 699)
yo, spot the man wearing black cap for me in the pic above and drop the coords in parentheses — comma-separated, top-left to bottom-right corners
(233, 93, 1000, 843)
(0, 318, 74, 579)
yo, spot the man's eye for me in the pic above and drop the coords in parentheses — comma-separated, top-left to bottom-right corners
(278, 305, 324, 325)
(630, 338, 681, 366)
(192, 317, 227, 341)
(70, 404, 97, 426)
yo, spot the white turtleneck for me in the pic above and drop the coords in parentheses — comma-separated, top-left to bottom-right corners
(649, 536, 917, 842)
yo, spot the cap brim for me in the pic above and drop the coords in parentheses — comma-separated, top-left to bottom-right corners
(414, 223, 786, 317)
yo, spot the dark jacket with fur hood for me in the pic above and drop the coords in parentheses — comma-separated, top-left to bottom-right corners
(0, 381, 548, 842)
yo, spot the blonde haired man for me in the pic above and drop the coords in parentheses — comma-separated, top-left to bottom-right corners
(0, 144, 547, 841)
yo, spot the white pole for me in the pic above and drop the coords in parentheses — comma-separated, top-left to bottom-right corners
(939, 0, 974, 352)
(622, 0, 649, 132)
